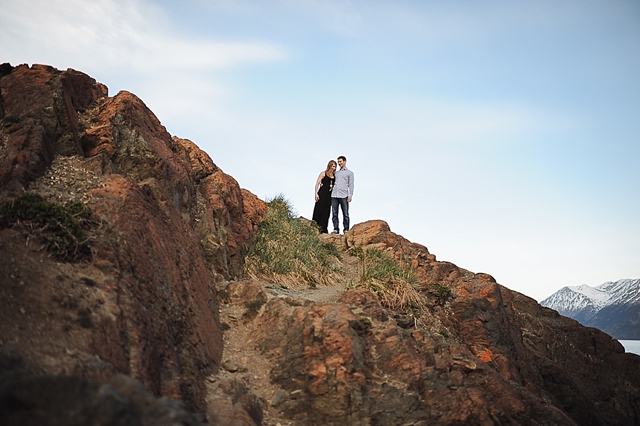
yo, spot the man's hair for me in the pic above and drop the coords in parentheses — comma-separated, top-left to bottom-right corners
(337, 155, 347, 162)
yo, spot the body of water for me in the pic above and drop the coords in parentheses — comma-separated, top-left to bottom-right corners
(619, 340, 640, 356)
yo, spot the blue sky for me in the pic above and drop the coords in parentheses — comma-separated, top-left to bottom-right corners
(2, 0, 639, 301)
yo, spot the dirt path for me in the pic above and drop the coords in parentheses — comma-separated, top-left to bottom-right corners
(207, 245, 361, 425)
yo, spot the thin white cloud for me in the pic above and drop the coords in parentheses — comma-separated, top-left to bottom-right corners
(0, 0, 289, 74)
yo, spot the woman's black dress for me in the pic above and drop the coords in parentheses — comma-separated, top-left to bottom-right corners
(312, 174, 334, 233)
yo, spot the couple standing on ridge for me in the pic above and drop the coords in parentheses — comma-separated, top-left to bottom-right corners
(312, 156, 355, 235)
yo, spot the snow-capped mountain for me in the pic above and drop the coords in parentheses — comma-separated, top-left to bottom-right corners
(541, 279, 640, 339)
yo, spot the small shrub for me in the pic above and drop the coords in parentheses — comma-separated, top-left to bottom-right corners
(0, 193, 93, 260)
(430, 282, 452, 305)
(348, 246, 364, 259)
(433, 283, 451, 297)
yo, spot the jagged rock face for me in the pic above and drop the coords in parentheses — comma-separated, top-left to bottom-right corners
(0, 64, 108, 191)
(252, 220, 640, 425)
(0, 63, 265, 414)
(447, 280, 640, 426)
(254, 293, 574, 425)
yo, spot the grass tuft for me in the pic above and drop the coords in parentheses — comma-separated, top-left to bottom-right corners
(0, 193, 93, 261)
(244, 194, 342, 288)
(349, 247, 424, 311)
(429, 282, 452, 305)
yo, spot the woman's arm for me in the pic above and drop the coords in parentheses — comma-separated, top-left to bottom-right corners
(314, 172, 325, 201)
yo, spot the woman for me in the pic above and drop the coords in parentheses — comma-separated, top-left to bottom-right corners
(312, 160, 336, 233)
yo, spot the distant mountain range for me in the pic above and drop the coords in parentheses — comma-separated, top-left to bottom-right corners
(541, 279, 640, 340)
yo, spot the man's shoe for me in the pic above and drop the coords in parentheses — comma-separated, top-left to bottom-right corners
(331, 230, 339, 234)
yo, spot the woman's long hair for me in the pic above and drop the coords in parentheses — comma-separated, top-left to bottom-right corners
(325, 160, 337, 178)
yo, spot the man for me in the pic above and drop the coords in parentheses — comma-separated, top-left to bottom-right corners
(331, 155, 354, 234)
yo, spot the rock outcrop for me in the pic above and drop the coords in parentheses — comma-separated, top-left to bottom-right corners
(0, 63, 264, 416)
(248, 220, 640, 425)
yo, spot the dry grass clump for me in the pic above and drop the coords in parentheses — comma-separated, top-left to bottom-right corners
(349, 247, 425, 311)
(0, 193, 94, 261)
(244, 194, 342, 288)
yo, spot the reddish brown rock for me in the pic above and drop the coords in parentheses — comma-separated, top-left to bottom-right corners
(0, 63, 264, 416)
(437, 270, 640, 425)
(0, 64, 107, 191)
(206, 378, 263, 426)
(256, 297, 368, 424)
(225, 279, 268, 306)
(253, 288, 580, 425)
(346, 220, 431, 267)
(335, 218, 640, 425)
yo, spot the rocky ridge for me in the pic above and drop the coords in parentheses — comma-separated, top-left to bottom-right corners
(215, 224, 640, 425)
(0, 63, 264, 417)
(1, 64, 640, 425)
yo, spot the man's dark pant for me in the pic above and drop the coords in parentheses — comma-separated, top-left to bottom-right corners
(331, 197, 349, 233)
